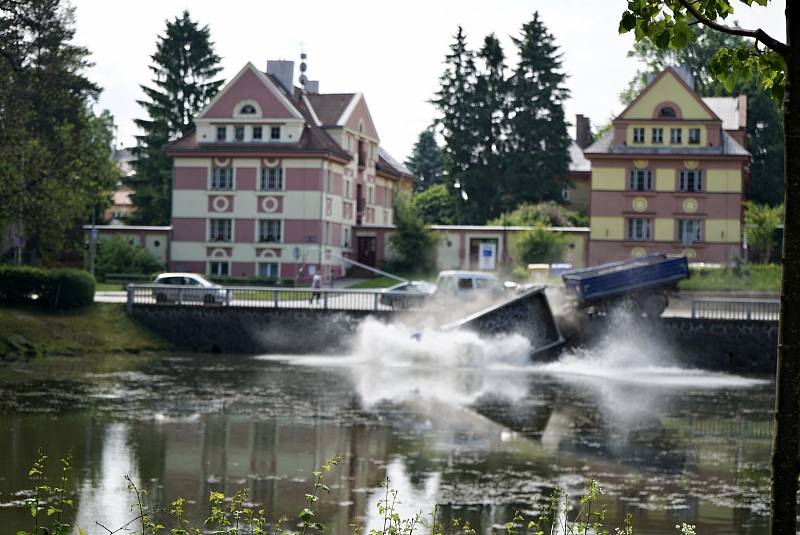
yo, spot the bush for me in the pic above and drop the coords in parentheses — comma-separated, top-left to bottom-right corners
(0, 265, 49, 304)
(0, 265, 95, 309)
(388, 194, 439, 274)
(489, 201, 587, 228)
(95, 236, 163, 280)
(40, 268, 95, 308)
(512, 225, 568, 266)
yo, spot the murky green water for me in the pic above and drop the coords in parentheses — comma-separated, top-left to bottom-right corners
(0, 337, 775, 534)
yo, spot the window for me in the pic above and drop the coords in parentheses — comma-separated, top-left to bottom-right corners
(240, 104, 256, 114)
(259, 219, 281, 242)
(652, 128, 663, 144)
(368, 185, 374, 204)
(235, 126, 244, 141)
(211, 167, 233, 190)
(209, 261, 229, 276)
(688, 128, 701, 144)
(343, 227, 351, 248)
(270, 126, 281, 140)
(260, 167, 283, 191)
(678, 219, 703, 245)
(679, 169, 703, 192)
(326, 171, 333, 193)
(562, 183, 571, 201)
(627, 218, 652, 241)
(385, 188, 393, 208)
(659, 107, 677, 118)
(253, 126, 262, 140)
(258, 262, 279, 279)
(344, 180, 351, 199)
(216, 126, 226, 141)
(670, 128, 682, 144)
(629, 168, 652, 191)
(209, 219, 232, 242)
(632, 127, 645, 144)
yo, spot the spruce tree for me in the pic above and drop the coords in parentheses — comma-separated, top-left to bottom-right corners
(431, 27, 479, 221)
(405, 128, 444, 192)
(507, 12, 571, 205)
(129, 10, 223, 225)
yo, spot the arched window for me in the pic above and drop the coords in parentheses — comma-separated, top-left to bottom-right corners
(239, 104, 257, 114)
(659, 106, 677, 118)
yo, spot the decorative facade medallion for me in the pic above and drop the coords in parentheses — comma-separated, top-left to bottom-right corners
(633, 160, 649, 169)
(683, 160, 699, 170)
(210, 248, 229, 258)
(211, 196, 230, 212)
(632, 197, 648, 212)
(630, 247, 646, 258)
(261, 196, 279, 213)
(262, 158, 281, 168)
(213, 158, 231, 167)
(682, 198, 698, 213)
(681, 248, 697, 259)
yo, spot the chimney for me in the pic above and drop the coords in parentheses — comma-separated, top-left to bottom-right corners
(575, 114, 591, 149)
(305, 80, 320, 94)
(266, 60, 294, 94)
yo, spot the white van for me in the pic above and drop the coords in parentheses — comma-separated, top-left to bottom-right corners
(433, 270, 505, 299)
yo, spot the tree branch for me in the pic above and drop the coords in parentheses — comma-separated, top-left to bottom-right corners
(677, 0, 789, 57)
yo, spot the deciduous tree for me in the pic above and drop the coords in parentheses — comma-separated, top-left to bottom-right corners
(619, 3, 796, 533)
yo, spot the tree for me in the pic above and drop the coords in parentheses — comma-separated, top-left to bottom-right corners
(0, 0, 119, 263)
(488, 201, 587, 228)
(619, 4, 796, 533)
(506, 12, 572, 207)
(745, 201, 783, 262)
(387, 194, 439, 274)
(621, 26, 785, 206)
(511, 225, 567, 266)
(411, 184, 459, 225)
(95, 236, 163, 279)
(431, 27, 479, 221)
(405, 128, 444, 192)
(129, 11, 223, 225)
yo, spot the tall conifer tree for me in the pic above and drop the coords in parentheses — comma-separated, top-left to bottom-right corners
(129, 11, 223, 225)
(405, 128, 444, 192)
(507, 12, 571, 205)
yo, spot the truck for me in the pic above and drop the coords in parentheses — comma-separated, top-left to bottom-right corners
(561, 253, 690, 318)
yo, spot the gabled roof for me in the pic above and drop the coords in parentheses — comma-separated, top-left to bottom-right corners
(568, 141, 590, 172)
(304, 93, 356, 126)
(617, 66, 721, 122)
(703, 96, 747, 130)
(376, 147, 413, 180)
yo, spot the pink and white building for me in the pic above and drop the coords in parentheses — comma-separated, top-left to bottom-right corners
(166, 60, 412, 281)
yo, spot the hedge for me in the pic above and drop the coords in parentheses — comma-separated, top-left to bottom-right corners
(0, 266, 95, 309)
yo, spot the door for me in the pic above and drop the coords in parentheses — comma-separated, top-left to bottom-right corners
(357, 236, 377, 266)
(469, 238, 498, 270)
(356, 184, 364, 225)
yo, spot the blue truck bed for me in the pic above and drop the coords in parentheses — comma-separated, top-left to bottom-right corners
(562, 254, 689, 304)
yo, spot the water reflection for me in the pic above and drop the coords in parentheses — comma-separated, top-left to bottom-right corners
(0, 348, 773, 535)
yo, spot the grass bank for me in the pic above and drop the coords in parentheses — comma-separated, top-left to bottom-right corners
(678, 264, 781, 292)
(0, 303, 170, 360)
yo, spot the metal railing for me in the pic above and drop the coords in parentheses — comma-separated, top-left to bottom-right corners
(126, 284, 427, 313)
(691, 298, 780, 321)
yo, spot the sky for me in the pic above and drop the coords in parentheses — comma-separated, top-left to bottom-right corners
(72, 0, 786, 162)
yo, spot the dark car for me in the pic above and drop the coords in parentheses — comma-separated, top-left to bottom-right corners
(379, 280, 437, 308)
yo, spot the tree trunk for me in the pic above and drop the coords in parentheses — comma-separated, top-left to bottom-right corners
(771, 5, 800, 534)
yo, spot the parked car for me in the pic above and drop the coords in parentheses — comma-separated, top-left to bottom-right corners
(151, 273, 227, 305)
(433, 271, 506, 300)
(379, 280, 437, 308)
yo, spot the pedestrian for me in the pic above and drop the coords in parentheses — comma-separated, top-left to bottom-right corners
(309, 272, 322, 304)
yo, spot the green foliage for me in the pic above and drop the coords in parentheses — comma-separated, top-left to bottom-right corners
(489, 201, 587, 228)
(0, 2, 120, 261)
(129, 11, 223, 225)
(388, 194, 440, 273)
(678, 264, 781, 291)
(406, 129, 445, 192)
(511, 226, 568, 267)
(620, 25, 785, 206)
(430, 14, 571, 224)
(411, 184, 460, 225)
(744, 201, 784, 262)
(94, 236, 164, 279)
(0, 266, 94, 309)
(17, 448, 74, 535)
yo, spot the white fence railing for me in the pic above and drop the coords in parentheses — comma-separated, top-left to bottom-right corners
(691, 298, 780, 321)
(126, 284, 425, 313)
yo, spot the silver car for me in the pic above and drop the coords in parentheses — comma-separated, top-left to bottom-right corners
(152, 273, 227, 305)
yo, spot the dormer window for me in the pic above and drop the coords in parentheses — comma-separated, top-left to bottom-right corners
(270, 126, 281, 140)
(659, 106, 677, 118)
(239, 104, 257, 114)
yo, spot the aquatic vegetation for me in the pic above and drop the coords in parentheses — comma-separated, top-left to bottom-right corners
(13, 449, 698, 535)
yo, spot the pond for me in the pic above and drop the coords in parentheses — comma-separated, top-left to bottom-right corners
(0, 318, 775, 534)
